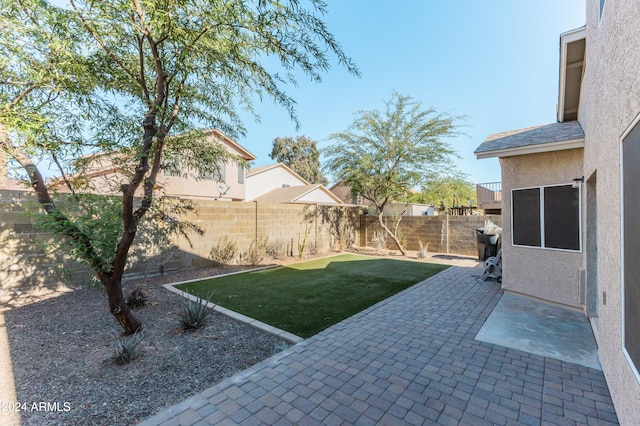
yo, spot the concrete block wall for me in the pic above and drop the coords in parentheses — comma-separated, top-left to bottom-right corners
(0, 191, 93, 293)
(361, 214, 502, 257)
(2, 187, 499, 294)
(0, 191, 362, 293)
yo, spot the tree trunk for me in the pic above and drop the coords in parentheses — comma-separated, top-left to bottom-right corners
(377, 211, 406, 255)
(100, 273, 141, 335)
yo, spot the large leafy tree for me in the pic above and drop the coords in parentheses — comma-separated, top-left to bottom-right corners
(0, 0, 358, 334)
(324, 93, 462, 255)
(411, 172, 477, 210)
(269, 135, 328, 185)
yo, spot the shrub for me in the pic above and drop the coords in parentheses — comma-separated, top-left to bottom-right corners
(112, 331, 144, 365)
(179, 294, 214, 330)
(272, 341, 290, 354)
(417, 240, 430, 259)
(266, 239, 287, 259)
(209, 236, 237, 266)
(369, 230, 387, 253)
(240, 238, 267, 265)
(126, 288, 147, 309)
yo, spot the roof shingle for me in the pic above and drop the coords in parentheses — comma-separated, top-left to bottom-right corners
(475, 121, 584, 156)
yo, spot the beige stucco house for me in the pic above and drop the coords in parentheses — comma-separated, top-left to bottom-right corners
(247, 163, 342, 205)
(328, 181, 366, 205)
(475, 1, 640, 423)
(51, 129, 256, 201)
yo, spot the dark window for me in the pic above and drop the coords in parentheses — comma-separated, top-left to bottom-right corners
(544, 185, 581, 250)
(512, 185, 580, 251)
(623, 119, 640, 379)
(162, 155, 182, 177)
(199, 160, 226, 181)
(512, 188, 541, 247)
(217, 160, 226, 182)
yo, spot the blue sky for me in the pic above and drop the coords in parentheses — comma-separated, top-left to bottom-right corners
(237, 0, 586, 185)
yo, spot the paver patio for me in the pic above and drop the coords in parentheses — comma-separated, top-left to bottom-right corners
(139, 265, 619, 425)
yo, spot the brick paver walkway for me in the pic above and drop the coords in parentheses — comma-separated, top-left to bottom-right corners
(139, 266, 619, 425)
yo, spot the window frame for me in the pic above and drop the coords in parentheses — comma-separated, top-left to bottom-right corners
(599, 0, 606, 22)
(237, 163, 244, 184)
(162, 155, 182, 177)
(621, 113, 640, 385)
(511, 183, 582, 252)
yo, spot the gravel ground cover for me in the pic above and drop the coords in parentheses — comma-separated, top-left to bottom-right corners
(2, 264, 288, 426)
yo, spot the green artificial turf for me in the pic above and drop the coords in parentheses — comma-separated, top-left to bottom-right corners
(176, 253, 449, 338)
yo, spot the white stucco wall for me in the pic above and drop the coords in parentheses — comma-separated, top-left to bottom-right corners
(297, 189, 340, 204)
(580, 1, 640, 423)
(245, 166, 307, 201)
(500, 149, 584, 308)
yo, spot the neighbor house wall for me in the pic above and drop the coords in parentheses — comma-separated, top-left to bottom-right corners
(245, 166, 307, 201)
(579, 0, 640, 423)
(297, 190, 340, 204)
(499, 148, 583, 309)
(159, 161, 246, 201)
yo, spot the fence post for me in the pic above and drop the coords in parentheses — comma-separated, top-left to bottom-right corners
(446, 214, 450, 254)
(254, 200, 258, 242)
(360, 215, 368, 247)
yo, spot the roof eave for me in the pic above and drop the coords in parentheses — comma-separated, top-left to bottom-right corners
(557, 26, 586, 123)
(475, 137, 585, 159)
(208, 129, 257, 160)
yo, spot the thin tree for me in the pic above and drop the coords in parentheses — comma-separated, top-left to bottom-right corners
(0, 0, 358, 334)
(324, 93, 462, 255)
(269, 135, 328, 185)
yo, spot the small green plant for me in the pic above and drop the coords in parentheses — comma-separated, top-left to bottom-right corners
(209, 236, 238, 266)
(179, 294, 214, 330)
(112, 331, 144, 365)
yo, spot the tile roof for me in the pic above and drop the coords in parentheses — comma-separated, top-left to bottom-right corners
(475, 121, 584, 156)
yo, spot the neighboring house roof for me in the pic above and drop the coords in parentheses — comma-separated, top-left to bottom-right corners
(474, 121, 585, 159)
(328, 180, 344, 192)
(4, 178, 30, 191)
(48, 128, 251, 200)
(204, 128, 256, 161)
(253, 184, 343, 204)
(246, 163, 310, 184)
(245, 162, 313, 201)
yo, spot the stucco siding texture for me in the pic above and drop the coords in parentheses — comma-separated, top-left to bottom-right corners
(580, 1, 640, 424)
(500, 149, 583, 308)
